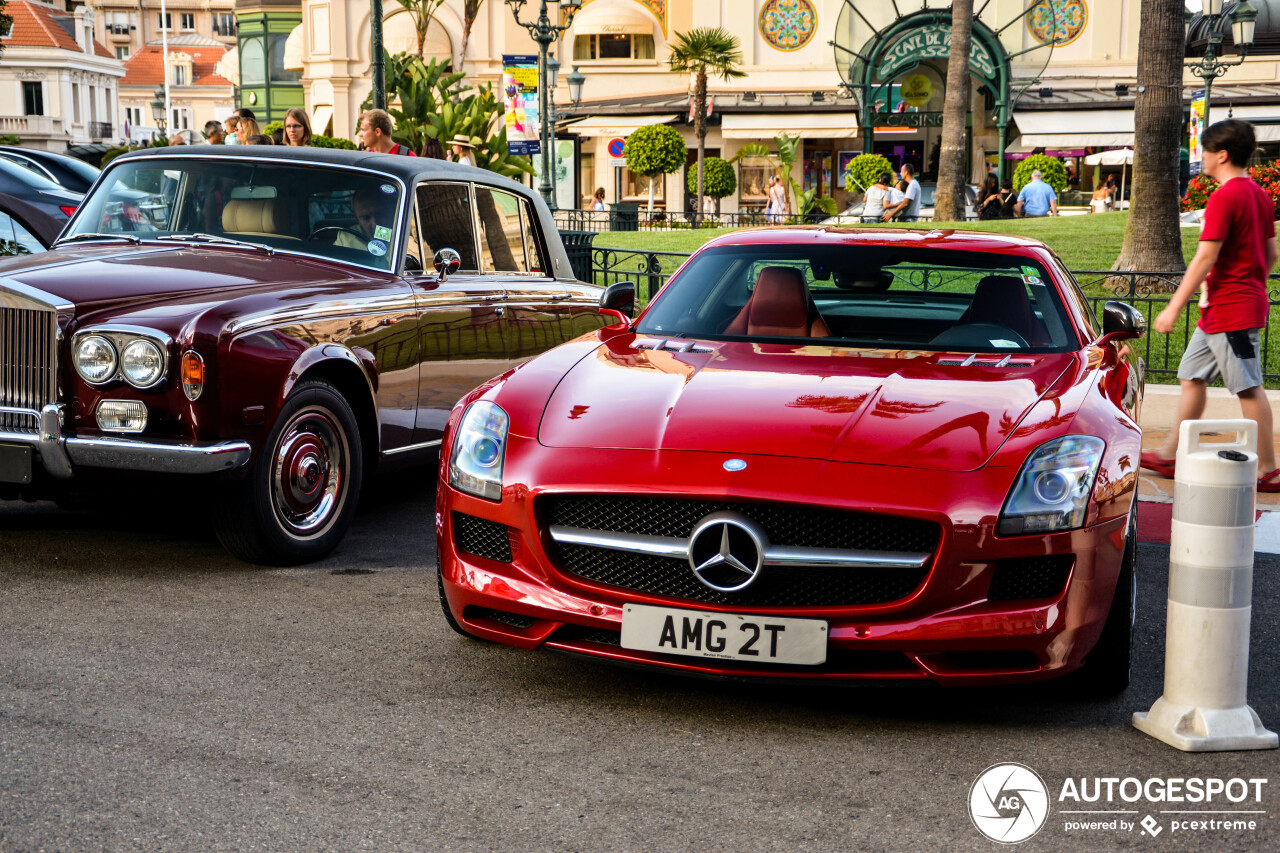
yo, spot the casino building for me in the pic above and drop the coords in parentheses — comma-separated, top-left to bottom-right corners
(277, 1, 1280, 213)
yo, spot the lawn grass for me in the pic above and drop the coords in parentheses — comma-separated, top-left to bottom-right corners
(593, 213, 1202, 271)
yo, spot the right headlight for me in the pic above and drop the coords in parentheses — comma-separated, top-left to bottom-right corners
(998, 436, 1105, 536)
(120, 339, 165, 387)
(448, 401, 509, 501)
(73, 335, 118, 384)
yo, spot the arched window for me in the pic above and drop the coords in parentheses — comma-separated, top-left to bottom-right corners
(240, 37, 266, 86)
(570, 0, 657, 61)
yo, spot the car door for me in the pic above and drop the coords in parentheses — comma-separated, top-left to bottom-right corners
(406, 180, 514, 445)
(474, 184, 576, 357)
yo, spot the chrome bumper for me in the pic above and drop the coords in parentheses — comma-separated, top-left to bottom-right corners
(0, 404, 251, 479)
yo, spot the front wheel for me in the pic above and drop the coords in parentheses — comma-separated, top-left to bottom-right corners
(1070, 505, 1137, 696)
(214, 380, 363, 565)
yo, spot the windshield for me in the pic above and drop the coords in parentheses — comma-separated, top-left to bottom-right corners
(0, 157, 67, 192)
(65, 158, 405, 270)
(636, 244, 1076, 353)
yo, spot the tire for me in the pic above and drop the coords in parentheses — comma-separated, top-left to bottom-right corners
(437, 555, 473, 639)
(214, 379, 362, 565)
(1071, 504, 1137, 696)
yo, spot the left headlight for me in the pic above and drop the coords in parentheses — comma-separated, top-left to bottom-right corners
(448, 401, 509, 501)
(120, 339, 165, 387)
(998, 436, 1105, 536)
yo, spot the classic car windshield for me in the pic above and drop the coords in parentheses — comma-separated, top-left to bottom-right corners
(65, 158, 404, 269)
(636, 244, 1077, 352)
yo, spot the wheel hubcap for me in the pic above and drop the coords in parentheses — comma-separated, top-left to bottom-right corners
(272, 410, 346, 535)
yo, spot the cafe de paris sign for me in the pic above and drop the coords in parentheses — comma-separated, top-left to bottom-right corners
(877, 22, 999, 81)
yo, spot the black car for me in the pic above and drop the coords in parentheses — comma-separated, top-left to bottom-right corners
(0, 158, 83, 223)
(0, 191, 62, 255)
(0, 146, 100, 194)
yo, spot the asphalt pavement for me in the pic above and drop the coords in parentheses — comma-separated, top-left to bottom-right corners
(1, 472, 1276, 852)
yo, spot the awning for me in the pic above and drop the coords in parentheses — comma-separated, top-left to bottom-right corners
(721, 113, 858, 139)
(311, 105, 333, 137)
(565, 114, 679, 138)
(1209, 105, 1280, 142)
(1012, 109, 1134, 148)
(214, 46, 239, 87)
(570, 1, 654, 34)
(283, 24, 304, 72)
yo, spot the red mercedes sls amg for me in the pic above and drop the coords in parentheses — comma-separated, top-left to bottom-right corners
(435, 228, 1146, 691)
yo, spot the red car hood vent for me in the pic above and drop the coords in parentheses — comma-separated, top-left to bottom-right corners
(538, 341, 1075, 472)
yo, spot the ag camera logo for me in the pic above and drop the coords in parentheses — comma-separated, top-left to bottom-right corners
(969, 763, 1051, 844)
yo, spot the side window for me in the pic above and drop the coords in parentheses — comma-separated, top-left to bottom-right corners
(417, 182, 478, 271)
(403, 189, 424, 272)
(0, 210, 44, 256)
(474, 186, 528, 273)
(518, 198, 545, 273)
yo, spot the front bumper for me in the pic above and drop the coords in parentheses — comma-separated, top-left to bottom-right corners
(436, 441, 1132, 685)
(0, 404, 251, 479)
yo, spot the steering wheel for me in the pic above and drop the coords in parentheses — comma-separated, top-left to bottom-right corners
(930, 322, 1030, 349)
(308, 226, 369, 246)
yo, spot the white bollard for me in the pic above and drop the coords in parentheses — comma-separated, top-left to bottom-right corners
(1133, 419, 1278, 751)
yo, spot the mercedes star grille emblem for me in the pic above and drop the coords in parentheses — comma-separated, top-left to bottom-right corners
(687, 512, 768, 593)
(723, 458, 747, 471)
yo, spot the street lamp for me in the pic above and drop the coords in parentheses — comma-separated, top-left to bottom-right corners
(504, 0, 583, 207)
(566, 65, 585, 105)
(150, 86, 168, 136)
(1186, 1, 1258, 143)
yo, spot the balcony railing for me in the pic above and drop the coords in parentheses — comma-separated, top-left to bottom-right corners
(213, 23, 237, 37)
(89, 121, 113, 139)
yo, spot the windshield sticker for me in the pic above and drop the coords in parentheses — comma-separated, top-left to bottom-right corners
(367, 240, 388, 257)
(380, 183, 397, 195)
(374, 225, 393, 241)
(1022, 265, 1039, 278)
(991, 339, 1020, 348)
(1023, 274, 1042, 286)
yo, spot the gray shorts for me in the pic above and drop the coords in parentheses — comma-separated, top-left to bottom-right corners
(1176, 327, 1263, 394)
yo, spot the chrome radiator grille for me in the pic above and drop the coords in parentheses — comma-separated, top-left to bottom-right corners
(1, 304, 58, 434)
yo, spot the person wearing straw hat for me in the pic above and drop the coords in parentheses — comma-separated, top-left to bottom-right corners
(449, 134, 477, 167)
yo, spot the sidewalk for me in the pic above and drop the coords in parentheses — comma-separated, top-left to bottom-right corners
(1137, 383, 1280, 550)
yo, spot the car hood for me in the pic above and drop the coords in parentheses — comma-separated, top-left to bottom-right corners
(0, 243, 385, 320)
(537, 338, 1076, 472)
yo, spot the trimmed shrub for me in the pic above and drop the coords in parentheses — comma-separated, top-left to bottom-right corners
(687, 156, 736, 199)
(844, 153, 894, 193)
(1013, 154, 1068, 194)
(625, 124, 686, 177)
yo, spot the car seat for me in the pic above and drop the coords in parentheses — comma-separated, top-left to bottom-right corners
(724, 266, 830, 338)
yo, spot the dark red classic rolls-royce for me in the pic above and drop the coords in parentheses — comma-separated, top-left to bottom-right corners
(0, 146, 602, 564)
(437, 227, 1147, 692)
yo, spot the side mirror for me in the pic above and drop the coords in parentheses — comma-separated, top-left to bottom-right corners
(599, 281, 635, 327)
(433, 248, 462, 281)
(1098, 300, 1146, 344)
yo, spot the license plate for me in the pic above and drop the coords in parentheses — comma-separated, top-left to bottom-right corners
(621, 603, 828, 665)
(0, 444, 32, 485)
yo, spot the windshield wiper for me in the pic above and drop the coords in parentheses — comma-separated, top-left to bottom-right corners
(155, 233, 274, 255)
(56, 232, 142, 246)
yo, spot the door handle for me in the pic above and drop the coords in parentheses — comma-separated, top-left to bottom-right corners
(549, 294, 572, 302)
(481, 294, 509, 302)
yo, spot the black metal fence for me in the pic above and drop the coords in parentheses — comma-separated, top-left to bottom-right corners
(556, 208, 845, 233)
(585, 249, 1280, 386)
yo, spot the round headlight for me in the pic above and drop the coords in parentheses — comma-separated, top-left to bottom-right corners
(74, 335, 118, 383)
(120, 339, 165, 387)
(1033, 470, 1072, 504)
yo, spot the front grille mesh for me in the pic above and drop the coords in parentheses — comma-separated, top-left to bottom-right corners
(542, 495, 939, 608)
(987, 554, 1074, 601)
(0, 305, 57, 434)
(465, 607, 537, 629)
(453, 512, 512, 563)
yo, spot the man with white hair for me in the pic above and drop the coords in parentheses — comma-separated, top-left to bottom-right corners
(1015, 169, 1058, 217)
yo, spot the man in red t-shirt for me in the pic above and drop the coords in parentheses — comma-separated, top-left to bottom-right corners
(1143, 119, 1279, 489)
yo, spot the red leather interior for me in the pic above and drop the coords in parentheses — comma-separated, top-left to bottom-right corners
(958, 275, 1051, 346)
(724, 266, 830, 337)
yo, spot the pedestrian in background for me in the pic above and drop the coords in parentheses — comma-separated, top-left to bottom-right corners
(236, 118, 262, 145)
(861, 171, 893, 224)
(999, 178, 1017, 218)
(283, 108, 312, 147)
(978, 173, 1003, 221)
(421, 136, 446, 159)
(1015, 169, 1058, 217)
(204, 120, 224, 145)
(591, 187, 607, 211)
(223, 115, 240, 144)
(449, 134, 476, 166)
(246, 134, 273, 145)
(359, 110, 416, 155)
(1143, 119, 1280, 491)
(882, 163, 921, 222)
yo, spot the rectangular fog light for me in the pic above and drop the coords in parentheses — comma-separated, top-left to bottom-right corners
(96, 400, 148, 433)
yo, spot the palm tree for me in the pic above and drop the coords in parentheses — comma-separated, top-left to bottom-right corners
(1114, 0, 1186, 274)
(401, 0, 448, 60)
(934, 0, 974, 223)
(667, 28, 746, 218)
(460, 0, 486, 64)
